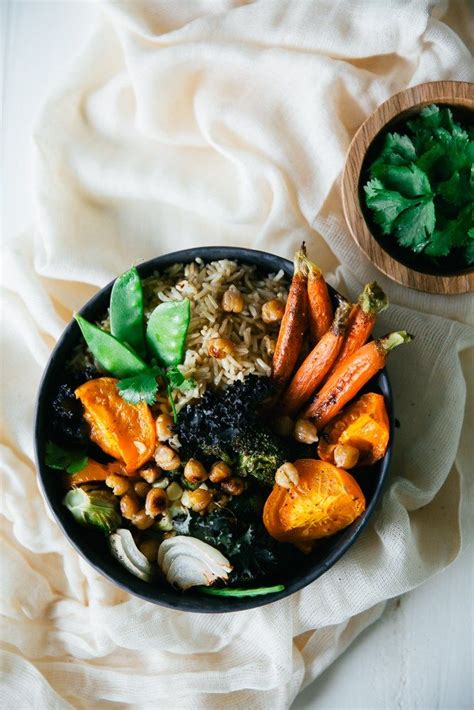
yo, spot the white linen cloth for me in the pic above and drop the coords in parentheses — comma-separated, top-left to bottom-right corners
(1, 1, 473, 707)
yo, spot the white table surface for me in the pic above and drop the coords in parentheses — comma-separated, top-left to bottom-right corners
(2, 3, 473, 709)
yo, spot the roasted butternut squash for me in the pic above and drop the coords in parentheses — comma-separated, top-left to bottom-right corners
(263, 459, 365, 546)
(67, 459, 126, 487)
(75, 377, 156, 473)
(318, 392, 389, 466)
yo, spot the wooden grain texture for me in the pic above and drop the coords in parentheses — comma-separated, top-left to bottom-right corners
(342, 81, 474, 295)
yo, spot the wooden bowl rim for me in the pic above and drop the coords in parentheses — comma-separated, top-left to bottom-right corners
(342, 80, 474, 295)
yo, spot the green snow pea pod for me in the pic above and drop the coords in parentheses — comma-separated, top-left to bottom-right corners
(110, 267, 146, 357)
(197, 585, 285, 597)
(75, 314, 148, 378)
(146, 299, 190, 367)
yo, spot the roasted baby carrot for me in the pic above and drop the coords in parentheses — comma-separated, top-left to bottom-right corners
(306, 257, 333, 344)
(332, 282, 388, 370)
(279, 299, 351, 416)
(272, 247, 309, 391)
(303, 331, 412, 428)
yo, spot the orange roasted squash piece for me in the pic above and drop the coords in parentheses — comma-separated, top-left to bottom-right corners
(67, 459, 126, 488)
(318, 392, 389, 467)
(263, 459, 365, 547)
(75, 377, 156, 473)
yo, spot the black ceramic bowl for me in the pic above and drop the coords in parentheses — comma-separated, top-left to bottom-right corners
(35, 247, 394, 613)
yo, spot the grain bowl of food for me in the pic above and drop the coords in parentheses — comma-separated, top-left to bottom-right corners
(35, 247, 410, 612)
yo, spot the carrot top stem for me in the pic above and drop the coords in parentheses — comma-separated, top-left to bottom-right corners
(358, 282, 388, 316)
(378, 330, 413, 354)
(331, 298, 352, 335)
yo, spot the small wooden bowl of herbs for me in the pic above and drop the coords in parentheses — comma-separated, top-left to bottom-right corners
(342, 81, 473, 294)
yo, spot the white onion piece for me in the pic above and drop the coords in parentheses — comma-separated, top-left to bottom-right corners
(158, 536, 232, 590)
(109, 529, 152, 582)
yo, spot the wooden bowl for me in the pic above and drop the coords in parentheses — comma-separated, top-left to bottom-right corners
(342, 81, 474, 295)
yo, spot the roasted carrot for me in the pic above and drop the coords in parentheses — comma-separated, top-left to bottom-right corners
(303, 331, 412, 428)
(330, 282, 388, 372)
(306, 257, 333, 344)
(272, 247, 309, 390)
(279, 299, 351, 416)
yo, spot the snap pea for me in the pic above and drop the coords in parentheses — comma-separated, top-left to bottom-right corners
(75, 314, 148, 378)
(146, 299, 191, 367)
(198, 584, 285, 598)
(110, 266, 146, 357)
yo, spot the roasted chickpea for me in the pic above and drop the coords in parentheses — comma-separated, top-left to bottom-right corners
(139, 539, 160, 562)
(131, 509, 155, 530)
(166, 482, 183, 501)
(181, 488, 213, 512)
(261, 299, 285, 324)
(155, 444, 181, 471)
(275, 462, 299, 489)
(145, 488, 168, 517)
(208, 337, 234, 359)
(105, 473, 131, 496)
(220, 477, 245, 496)
(156, 413, 174, 442)
(120, 493, 141, 520)
(184, 458, 208, 484)
(222, 286, 245, 313)
(294, 418, 318, 444)
(209, 461, 232, 484)
(134, 481, 151, 498)
(334, 444, 359, 469)
(140, 466, 160, 484)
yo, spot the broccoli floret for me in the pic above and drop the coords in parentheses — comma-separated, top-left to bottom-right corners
(232, 426, 287, 485)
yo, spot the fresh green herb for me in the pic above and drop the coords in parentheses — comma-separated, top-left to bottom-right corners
(167, 365, 197, 392)
(363, 104, 474, 265)
(116, 368, 162, 405)
(75, 314, 148, 378)
(63, 488, 121, 534)
(45, 441, 88, 473)
(110, 266, 146, 357)
(198, 584, 285, 598)
(146, 299, 191, 367)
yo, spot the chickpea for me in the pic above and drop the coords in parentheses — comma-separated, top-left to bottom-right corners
(275, 462, 299, 489)
(145, 488, 168, 517)
(334, 444, 359, 469)
(184, 459, 208, 485)
(120, 494, 141, 520)
(261, 299, 285, 324)
(294, 418, 318, 445)
(222, 286, 245, 313)
(140, 466, 160, 484)
(134, 481, 151, 498)
(220, 476, 245, 496)
(156, 413, 174, 442)
(209, 461, 232, 484)
(131, 510, 155, 530)
(208, 337, 234, 359)
(155, 444, 181, 471)
(166, 482, 183, 501)
(105, 474, 131, 496)
(181, 488, 213, 513)
(262, 335, 276, 357)
(152, 476, 169, 489)
(273, 415, 294, 438)
(139, 539, 160, 562)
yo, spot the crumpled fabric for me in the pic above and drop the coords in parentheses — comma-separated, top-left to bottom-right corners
(1, 1, 473, 708)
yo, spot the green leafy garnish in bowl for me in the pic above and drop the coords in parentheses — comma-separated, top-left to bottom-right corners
(363, 104, 474, 266)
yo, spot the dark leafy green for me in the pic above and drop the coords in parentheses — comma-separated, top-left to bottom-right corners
(45, 441, 88, 474)
(363, 104, 474, 265)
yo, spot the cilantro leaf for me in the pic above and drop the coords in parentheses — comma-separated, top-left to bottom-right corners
(378, 132, 417, 165)
(393, 198, 435, 252)
(166, 365, 197, 392)
(465, 241, 474, 265)
(117, 368, 161, 405)
(371, 162, 431, 198)
(423, 229, 453, 258)
(364, 179, 414, 235)
(46, 441, 88, 474)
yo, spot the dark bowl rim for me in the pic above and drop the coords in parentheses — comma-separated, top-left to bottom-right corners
(34, 246, 394, 613)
